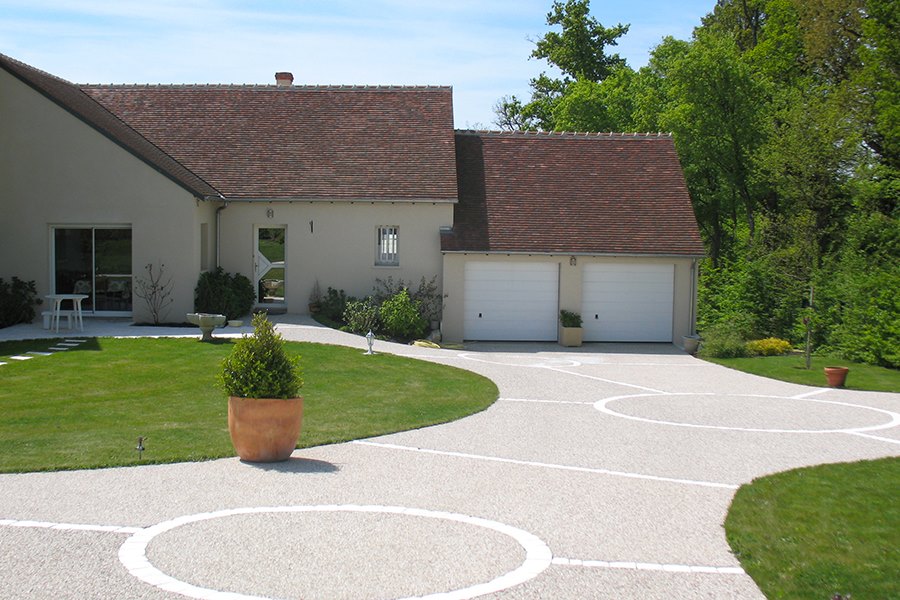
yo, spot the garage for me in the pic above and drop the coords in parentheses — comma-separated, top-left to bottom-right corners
(582, 263, 674, 342)
(463, 262, 559, 341)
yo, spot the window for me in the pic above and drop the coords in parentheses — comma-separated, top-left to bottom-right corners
(376, 226, 399, 266)
(52, 227, 132, 314)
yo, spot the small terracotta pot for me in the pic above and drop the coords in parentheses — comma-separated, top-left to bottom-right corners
(228, 396, 303, 462)
(824, 366, 849, 388)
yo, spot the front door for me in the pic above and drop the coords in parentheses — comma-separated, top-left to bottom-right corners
(254, 226, 286, 309)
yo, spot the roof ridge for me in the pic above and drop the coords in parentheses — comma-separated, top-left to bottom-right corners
(455, 129, 673, 138)
(79, 83, 452, 91)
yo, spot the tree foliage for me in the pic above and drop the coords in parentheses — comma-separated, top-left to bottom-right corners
(494, 0, 629, 131)
(496, 0, 899, 367)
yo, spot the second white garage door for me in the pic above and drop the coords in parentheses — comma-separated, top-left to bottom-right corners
(582, 263, 674, 342)
(464, 262, 559, 341)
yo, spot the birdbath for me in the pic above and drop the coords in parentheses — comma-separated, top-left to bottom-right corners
(186, 313, 227, 342)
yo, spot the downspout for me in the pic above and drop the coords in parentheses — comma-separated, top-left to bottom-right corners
(690, 258, 698, 335)
(215, 199, 229, 268)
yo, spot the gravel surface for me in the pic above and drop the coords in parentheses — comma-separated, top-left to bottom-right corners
(1, 316, 897, 599)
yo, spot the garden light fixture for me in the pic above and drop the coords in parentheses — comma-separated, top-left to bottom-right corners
(365, 330, 375, 355)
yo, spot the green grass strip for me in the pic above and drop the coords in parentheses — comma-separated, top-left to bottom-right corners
(704, 355, 900, 393)
(0, 337, 497, 473)
(726, 458, 900, 599)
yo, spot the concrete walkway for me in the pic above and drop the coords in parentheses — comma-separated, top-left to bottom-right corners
(1, 317, 898, 599)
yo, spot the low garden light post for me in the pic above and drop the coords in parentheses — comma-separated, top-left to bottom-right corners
(366, 330, 375, 355)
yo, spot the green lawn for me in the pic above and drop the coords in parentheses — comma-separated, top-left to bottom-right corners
(726, 458, 900, 599)
(704, 355, 900, 393)
(0, 337, 497, 473)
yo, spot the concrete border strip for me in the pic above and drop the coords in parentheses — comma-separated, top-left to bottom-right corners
(552, 556, 745, 575)
(845, 431, 900, 445)
(118, 505, 553, 600)
(595, 393, 900, 434)
(353, 441, 738, 490)
(0, 518, 141, 534)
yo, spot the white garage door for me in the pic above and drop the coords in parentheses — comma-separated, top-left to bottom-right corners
(464, 262, 559, 341)
(582, 263, 674, 342)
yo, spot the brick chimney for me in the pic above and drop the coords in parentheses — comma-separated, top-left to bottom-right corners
(275, 72, 293, 87)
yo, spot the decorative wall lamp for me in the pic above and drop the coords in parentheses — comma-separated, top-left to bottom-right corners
(569, 256, 577, 266)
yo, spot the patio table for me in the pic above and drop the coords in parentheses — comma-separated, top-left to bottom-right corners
(45, 294, 88, 333)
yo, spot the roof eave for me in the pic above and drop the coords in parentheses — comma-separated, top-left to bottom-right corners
(441, 250, 706, 258)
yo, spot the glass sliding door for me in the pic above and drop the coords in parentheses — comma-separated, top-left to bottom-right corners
(54, 228, 94, 310)
(53, 227, 132, 315)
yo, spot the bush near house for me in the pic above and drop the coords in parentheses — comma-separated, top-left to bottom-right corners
(745, 337, 792, 356)
(380, 289, 428, 341)
(194, 267, 254, 321)
(343, 298, 380, 335)
(698, 323, 750, 358)
(319, 287, 348, 322)
(314, 276, 442, 342)
(0, 277, 42, 328)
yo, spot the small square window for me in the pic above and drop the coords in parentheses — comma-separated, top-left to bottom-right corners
(376, 226, 399, 266)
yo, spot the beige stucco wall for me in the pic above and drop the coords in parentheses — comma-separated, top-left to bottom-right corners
(217, 201, 453, 314)
(0, 68, 213, 324)
(441, 253, 698, 344)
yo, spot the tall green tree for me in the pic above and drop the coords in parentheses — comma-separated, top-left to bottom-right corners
(494, 0, 629, 131)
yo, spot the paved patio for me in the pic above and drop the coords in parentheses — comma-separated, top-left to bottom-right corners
(1, 317, 898, 599)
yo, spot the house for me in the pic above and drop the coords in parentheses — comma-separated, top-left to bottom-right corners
(0, 53, 705, 343)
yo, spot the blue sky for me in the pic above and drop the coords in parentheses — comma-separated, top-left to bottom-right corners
(0, 0, 714, 127)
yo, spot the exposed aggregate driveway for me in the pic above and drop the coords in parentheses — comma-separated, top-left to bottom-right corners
(1, 317, 898, 599)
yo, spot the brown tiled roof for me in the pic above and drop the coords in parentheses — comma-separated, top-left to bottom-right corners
(0, 53, 220, 199)
(443, 131, 705, 256)
(82, 85, 458, 201)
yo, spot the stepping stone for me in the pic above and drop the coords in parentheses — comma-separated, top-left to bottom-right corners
(0, 362, 6, 366)
(27, 351, 52, 356)
(64, 339, 86, 343)
(56, 343, 81, 347)
(10, 355, 33, 361)
(48, 347, 69, 351)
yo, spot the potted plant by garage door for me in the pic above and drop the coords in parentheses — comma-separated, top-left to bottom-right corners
(559, 309, 583, 347)
(221, 312, 304, 462)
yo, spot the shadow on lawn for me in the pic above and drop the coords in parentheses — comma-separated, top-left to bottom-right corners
(0, 336, 102, 358)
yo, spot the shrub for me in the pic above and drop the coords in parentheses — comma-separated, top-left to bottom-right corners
(195, 268, 254, 321)
(699, 323, 750, 358)
(374, 275, 443, 325)
(745, 337, 793, 356)
(133, 263, 174, 325)
(0, 277, 42, 328)
(380, 289, 428, 341)
(559, 310, 582, 327)
(343, 297, 380, 335)
(221, 312, 303, 399)
(319, 287, 348, 322)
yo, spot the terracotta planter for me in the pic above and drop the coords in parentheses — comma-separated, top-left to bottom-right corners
(228, 396, 304, 462)
(824, 366, 849, 388)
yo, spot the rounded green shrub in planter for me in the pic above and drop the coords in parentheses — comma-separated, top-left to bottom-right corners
(221, 313, 304, 462)
(221, 312, 303, 398)
(559, 310, 583, 328)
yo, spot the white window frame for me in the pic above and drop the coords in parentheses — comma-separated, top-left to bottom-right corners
(376, 225, 399, 266)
